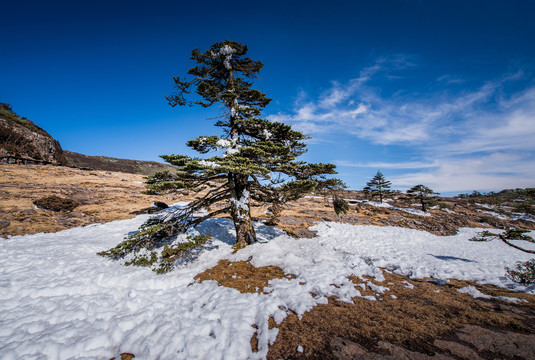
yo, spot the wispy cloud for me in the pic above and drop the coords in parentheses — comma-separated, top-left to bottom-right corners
(390, 153, 535, 193)
(270, 57, 535, 192)
(335, 160, 440, 170)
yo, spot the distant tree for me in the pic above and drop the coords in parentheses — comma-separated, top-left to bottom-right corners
(365, 170, 391, 203)
(99, 40, 347, 271)
(362, 186, 371, 200)
(407, 184, 439, 212)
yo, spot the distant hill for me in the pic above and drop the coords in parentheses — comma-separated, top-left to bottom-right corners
(1, 102, 176, 176)
(63, 151, 177, 176)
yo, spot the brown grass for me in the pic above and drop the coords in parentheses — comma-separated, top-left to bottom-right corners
(194, 260, 294, 294)
(267, 271, 535, 359)
(187, 259, 535, 358)
(0, 164, 184, 237)
(193, 260, 535, 358)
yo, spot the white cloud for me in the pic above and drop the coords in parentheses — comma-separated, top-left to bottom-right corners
(336, 160, 440, 170)
(270, 57, 535, 193)
(391, 153, 535, 193)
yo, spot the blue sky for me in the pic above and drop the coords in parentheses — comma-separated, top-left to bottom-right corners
(2, 0, 534, 194)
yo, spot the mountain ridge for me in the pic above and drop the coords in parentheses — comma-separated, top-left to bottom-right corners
(0, 103, 175, 176)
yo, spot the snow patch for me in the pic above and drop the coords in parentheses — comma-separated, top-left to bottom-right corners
(357, 200, 431, 217)
(198, 160, 220, 169)
(457, 286, 527, 304)
(2, 216, 534, 359)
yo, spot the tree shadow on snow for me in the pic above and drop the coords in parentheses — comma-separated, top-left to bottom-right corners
(171, 219, 284, 266)
(195, 218, 284, 246)
(429, 255, 477, 263)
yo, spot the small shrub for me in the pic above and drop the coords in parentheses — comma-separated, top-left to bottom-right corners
(468, 230, 497, 242)
(506, 259, 535, 285)
(33, 195, 79, 212)
(514, 202, 535, 216)
(333, 195, 349, 216)
(504, 228, 534, 242)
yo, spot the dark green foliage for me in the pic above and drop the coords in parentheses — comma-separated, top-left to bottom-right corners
(154, 234, 212, 274)
(513, 202, 535, 216)
(143, 171, 187, 195)
(100, 40, 344, 270)
(506, 259, 535, 285)
(104, 233, 212, 274)
(469, 230, 497, 242)
(407, 184, 439, 212)
(504, 228, 534, 242)
(333, 195, 350, 216)
(469, 228, 533, 243)
(97, 222, 166, 259)
(33, 196, 79, 212)
(125, 251, 158, 267)
(365, 170, 392, 203)
(161, 234, 211, 260)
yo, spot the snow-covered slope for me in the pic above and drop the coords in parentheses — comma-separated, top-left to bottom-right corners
(1, 213, 534, 359)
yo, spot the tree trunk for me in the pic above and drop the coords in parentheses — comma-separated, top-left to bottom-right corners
(229, 173, 257, 249)
(420, 198, 426, 212)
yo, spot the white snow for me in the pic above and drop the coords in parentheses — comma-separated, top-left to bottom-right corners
(198, 160, 220, 169)
(219, 45, 236, 56)
(216, 139, 232, 148)
(1, 212, 535, 359)
(230, 189, 251, 220)
(357, 200, 432, 217)
(457, 286, 527, 304)
(226, 147, 240, 155)
(477, 209, 510, 220)
(477, 209, 535, 223)
(219, 45, 236, 70)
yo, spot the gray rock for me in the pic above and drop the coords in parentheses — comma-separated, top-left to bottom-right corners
(455, 325, 535, 359)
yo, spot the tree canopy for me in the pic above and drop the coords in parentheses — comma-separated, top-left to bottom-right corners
(99, 40, 346, 272)
(365, 170, 391, 203)
(407, 184, 438, 212)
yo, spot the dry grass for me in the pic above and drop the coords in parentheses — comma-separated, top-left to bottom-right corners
(0, 164, 184, 237)
(194, 259, 294, 294)
(188, 260, 535, 358)
(267, 271, 535, 359)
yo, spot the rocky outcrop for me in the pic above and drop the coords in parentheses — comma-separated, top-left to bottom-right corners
(0, 107, 67, 165)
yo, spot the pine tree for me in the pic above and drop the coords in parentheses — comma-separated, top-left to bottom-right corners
(99, 40, 346, 271)
(365, 170, 391, 203)
(407, 184, 438, 212)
